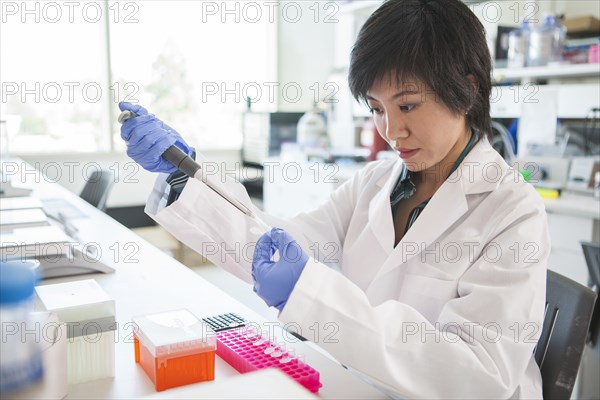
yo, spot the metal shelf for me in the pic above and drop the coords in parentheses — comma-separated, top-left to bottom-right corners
(494, 63, 600, 82)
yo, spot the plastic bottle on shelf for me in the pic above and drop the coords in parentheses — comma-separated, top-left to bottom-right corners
(528, 18, 554, 67)
(545, 14, 567, 64)
(508, 21, 530, 68)
(0, 261, 43, 395)
(296, 103, 328, 149)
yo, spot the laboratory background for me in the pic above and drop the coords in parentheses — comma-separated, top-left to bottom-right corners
(0, 0, 599, 399)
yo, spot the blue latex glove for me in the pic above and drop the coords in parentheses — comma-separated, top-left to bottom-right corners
(119, 102, 190, 173)
(252, 228, 309, 311)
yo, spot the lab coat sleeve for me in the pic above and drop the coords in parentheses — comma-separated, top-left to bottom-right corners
(145, 172, 171, 216)
(253, 167, 363, 272)
(145, 167, 263, 283)
(144, 157, 368, 282)
(279, 196, 549, 398)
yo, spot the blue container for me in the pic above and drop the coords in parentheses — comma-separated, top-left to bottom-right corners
(0, 260, 43, 394)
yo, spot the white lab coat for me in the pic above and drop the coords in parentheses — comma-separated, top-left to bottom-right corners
(145, 138, 549, 399)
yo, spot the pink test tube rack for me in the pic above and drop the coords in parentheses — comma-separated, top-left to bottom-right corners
(216, 329, 322, 393)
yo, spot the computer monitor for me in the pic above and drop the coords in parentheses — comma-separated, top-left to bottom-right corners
(241, 112, 304, 169)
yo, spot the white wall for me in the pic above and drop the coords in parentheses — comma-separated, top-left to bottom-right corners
(276, 0, 336, 112)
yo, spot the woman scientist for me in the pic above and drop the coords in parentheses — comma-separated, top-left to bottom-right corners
(120, 0, 549, 398)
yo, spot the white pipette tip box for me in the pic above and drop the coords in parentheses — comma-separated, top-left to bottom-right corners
(34, 279, 116, 384)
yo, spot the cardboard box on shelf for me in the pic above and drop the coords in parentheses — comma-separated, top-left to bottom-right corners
(564, 16, 600, 36)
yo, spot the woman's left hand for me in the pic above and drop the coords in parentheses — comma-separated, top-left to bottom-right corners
(252, 228, 309, 311)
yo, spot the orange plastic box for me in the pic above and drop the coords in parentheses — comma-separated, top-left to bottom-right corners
(132, 309, 216, 392)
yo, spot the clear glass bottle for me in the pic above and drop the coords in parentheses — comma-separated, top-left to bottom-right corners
(0, 261, 43, 395)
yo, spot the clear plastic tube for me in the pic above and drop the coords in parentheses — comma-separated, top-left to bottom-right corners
(279, 348, 296, 364)
(270, 342, 285, 358)
(252, 330, 269, 346)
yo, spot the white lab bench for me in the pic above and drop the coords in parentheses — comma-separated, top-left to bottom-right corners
(263, 160, 600, 286)
(1, 159, 388, 400)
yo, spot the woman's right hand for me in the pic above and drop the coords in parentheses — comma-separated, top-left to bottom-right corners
(119, 102, 191, 174)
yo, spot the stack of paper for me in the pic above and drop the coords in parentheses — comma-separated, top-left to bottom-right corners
(1, 209, 49, 230)
(0, 225, 74, 259)
(0, 196, 44, 210)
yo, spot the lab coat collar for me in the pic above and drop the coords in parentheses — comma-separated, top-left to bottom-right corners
(368, 160, 405, 252)
(371, 137, 504, 193)
(367, 137, 507, 280)
(456, 136, 509, 195)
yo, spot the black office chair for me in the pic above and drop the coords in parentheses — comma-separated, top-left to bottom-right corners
(582, 242, 600, 290)
(535, 269, 597, 399)
(581, 241, 600, 346)
(80, 169, 114, 212)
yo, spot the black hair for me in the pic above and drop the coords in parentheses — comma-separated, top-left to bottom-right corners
(348, 0, 492, 140)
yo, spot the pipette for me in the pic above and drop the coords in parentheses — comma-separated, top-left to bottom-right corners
(118, 110, 269, 231)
